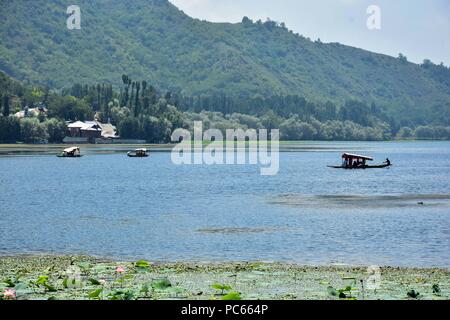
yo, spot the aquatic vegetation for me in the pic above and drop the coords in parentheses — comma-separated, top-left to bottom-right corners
(327, 285, 358, 300)
(77, 262, 92, 274)
(152, 278, 172, 290)
(432, 284, 441, 295)
(139, 284, 151, 297)
(115, 274, 135, 288)
(116, 266, 126, 274)
(327, 278, 359, 300)
(107, 290, 136, 300)
(211, 283, 232, 295)
(211, 283, 242, 300)
(2, 278, 17, 288)
(407, 289, 420, 299)
(135, 260, 151, 269)
(88, 288, 103, 300)
(30, 275, 57, 293)
(221, 292, 242, 300)
(0, 256, 449, 300)
(62, 275, 82, 289)
(2, 288, 16, 300)
(88, 278, 102, 286)
(271, 194, 450, 209)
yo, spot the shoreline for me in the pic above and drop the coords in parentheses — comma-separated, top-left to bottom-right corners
(0, 139, 449, 147)
(1, 255, 448, 300)
(1, 140, 448, 156)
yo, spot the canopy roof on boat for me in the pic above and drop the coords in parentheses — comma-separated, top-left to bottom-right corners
(342, 153, 373, 161)
(64, 147, 80, 153)
(135, 148, 147, 152)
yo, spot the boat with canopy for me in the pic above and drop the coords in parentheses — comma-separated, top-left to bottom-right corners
(328, 153, 391, 169)
(127, 148, 149, 158)
(57, 147, 82, 158)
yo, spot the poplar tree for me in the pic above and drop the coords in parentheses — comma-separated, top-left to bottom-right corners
(2, 95, 10, 117)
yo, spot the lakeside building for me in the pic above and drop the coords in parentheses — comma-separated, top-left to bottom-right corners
(64, 120, 119, 144)
(14, 105, 48, 119)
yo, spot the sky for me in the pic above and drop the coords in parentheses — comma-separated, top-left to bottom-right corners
(169, 0, 450, 66)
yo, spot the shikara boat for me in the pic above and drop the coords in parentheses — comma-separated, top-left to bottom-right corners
(57, 147, 83, 158)
(127, 148, 149, 158)
(328, 153, 391, 169)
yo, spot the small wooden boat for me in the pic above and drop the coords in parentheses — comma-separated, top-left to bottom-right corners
(327, 163, 391, 169)
(127, 148, 149, 158)
(57, 147, 83, 158)
(328, 153, 391, 169)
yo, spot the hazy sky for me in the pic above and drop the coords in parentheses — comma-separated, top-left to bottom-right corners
(169, 0, 450, 66)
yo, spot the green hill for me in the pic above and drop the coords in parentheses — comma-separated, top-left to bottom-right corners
(0, 0, 449, 126)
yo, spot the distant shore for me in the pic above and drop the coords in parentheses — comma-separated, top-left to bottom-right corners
(1, 139, 449, 147)
(1, 140, 448, 155)
(0, 255, 448, 300)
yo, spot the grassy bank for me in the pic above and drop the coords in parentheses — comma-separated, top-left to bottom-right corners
(0, 255, 448, 300)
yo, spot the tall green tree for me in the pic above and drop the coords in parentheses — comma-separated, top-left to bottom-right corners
(2, 94, 9, 116)
(20, 118, 49, 143)
(45, 118, 67, 143)
(0, 116, 20, 142)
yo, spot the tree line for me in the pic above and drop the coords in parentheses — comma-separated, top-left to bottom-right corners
(1, 72, 449, 143)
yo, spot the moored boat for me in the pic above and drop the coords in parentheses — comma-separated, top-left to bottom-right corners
(127, 148, 149, 157)
(57, 146, 83, 158)
(328, 153, 391, 169)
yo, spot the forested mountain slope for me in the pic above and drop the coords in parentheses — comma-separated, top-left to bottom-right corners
(1, 0, 449, 119)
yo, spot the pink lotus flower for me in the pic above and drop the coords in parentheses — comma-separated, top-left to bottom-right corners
(116, 266, 125, 274)
(3, 288, 16, 300)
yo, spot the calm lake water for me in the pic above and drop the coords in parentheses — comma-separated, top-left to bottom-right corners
(0, 141, 449, 267)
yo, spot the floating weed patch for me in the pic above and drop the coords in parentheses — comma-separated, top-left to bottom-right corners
(0, 256, 449, 300)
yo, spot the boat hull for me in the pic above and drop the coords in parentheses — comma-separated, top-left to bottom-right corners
(127, 154, 149, 158)
(57, 155, 83, 158)
(328, 164, 392, 169)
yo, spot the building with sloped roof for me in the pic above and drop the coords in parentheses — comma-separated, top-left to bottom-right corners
(65, 121, 119, 143)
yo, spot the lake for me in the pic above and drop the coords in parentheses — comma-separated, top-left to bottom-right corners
(0, 141, 449, 267)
